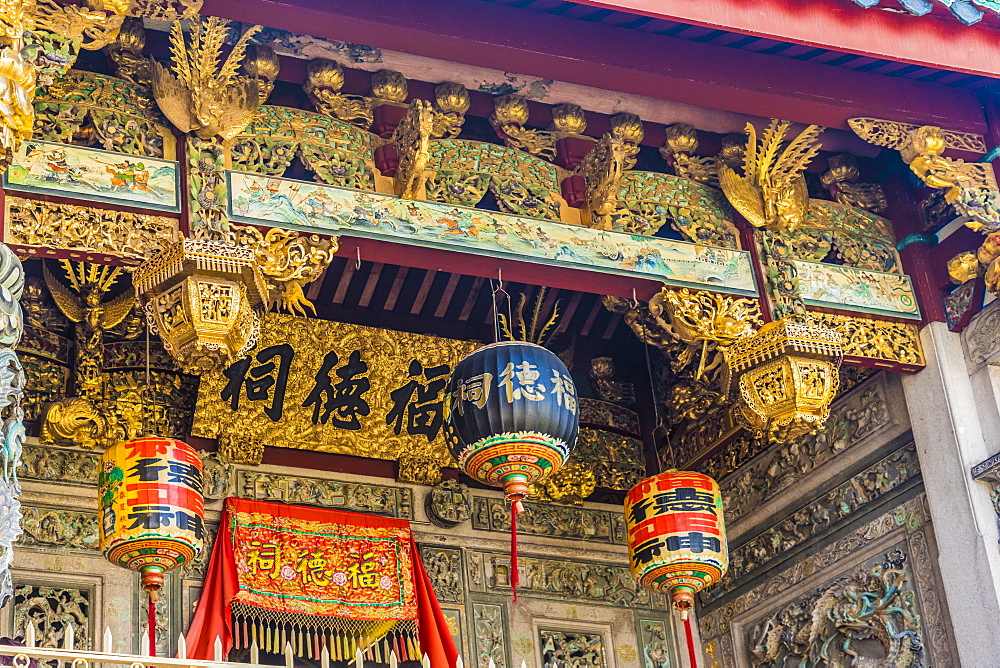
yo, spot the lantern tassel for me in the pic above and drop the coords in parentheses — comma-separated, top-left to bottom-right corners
(147, 592, 157, 657)
(683, 615, 698, 668)
(511, 499, 520, 604)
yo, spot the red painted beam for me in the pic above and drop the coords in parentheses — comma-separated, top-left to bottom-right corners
(201, 0, 988, 133)
(572, 0, 1000, 79)
(334, 235, 665, 302)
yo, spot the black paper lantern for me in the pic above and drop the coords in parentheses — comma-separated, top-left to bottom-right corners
(444, 341, 579, 501)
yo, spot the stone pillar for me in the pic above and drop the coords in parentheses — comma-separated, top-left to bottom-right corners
(902, 320, 1000, 665)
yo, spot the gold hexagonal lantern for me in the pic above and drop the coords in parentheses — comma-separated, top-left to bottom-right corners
(133, 239, 267, 375)
(722, 319, 843, 442)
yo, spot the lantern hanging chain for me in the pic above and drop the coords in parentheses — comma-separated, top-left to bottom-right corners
(636, 288, 676, 470)
(490, 268, 511, 344)
(144, 318, 151, 437)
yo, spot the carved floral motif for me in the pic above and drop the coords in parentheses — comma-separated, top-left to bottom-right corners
(720, 378, 890, 522)
(13, 584, 91, 649)
(472, 495, 625, 545)
(708, 445, 920, 602)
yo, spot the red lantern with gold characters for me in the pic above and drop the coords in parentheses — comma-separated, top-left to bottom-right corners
(625, 471, 728, 664)
(98, 436, 205, 655)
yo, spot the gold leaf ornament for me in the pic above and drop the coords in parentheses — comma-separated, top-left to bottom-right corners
(150, 17, 262, 140)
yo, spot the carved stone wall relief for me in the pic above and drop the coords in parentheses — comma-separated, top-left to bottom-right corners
(472, 496, 625, 545)
(237, 470, 414, 519)
(744, 548, 922, 667)
(419, 545, 464, 604)
(720, 375, 893, 524)
(12, 583, 91, 649)
(538, 628, 606, 667)
(473, 602, 508, 668)
(707, 444, 920, 603)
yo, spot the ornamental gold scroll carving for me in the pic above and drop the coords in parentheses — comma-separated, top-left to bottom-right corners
(304, 59, 373, 129)
(489, 94, 556, 160)
(718, 119, 823, 233)
(578, 114, 643, 225)
(34, 71, 173, 158)
(231, 225, 337, 317)
(807, 313, 924, 368)
(192, 313, 478, 465)
(392, 100, 434, 200)
(820, 154, 887, 215)
(660, 123, 718, 186)
(150, 17, 266, 141)
(0, 0, 128, 171)
(5, 197, 177, 261)
(849, 118, 1000, 233)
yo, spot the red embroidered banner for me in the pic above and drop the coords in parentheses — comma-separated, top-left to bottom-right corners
(230, 502, 416, 620)
(185, 498, 457, 667)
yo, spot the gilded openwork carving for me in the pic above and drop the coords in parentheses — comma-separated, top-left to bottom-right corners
(5, 197, 177, 261)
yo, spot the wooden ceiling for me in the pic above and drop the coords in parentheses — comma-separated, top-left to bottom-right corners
(479, 0, 996, 90)
(308, 255, 635, 348)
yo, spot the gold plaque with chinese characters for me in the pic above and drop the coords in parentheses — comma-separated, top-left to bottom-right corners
(192, 314, 479, 465)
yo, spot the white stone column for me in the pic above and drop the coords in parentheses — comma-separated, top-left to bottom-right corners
(902, 321, 1000, 665)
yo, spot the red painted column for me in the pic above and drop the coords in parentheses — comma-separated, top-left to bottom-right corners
(883, 171, 946, 324)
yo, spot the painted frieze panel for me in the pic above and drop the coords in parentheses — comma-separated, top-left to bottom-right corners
(472, 495, 626, 545)
(236, 470, 414, 519)
(227, 171, 758, 293)
(3, 141, 181, 213)
(792, 260, 919, 319)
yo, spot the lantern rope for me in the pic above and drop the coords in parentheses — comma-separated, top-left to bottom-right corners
(683, 616, 698, 668)
(636, 289, 676, 469)
(148, 593, 157, 656)
(510, 498, 520, 604)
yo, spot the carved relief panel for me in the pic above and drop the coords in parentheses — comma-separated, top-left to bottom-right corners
(11, 583, 92, 649)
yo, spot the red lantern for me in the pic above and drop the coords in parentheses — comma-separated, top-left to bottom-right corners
(625, 471, 728, 665)
(99, 436, 205, 655)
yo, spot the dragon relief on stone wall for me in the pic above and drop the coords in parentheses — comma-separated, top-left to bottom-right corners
(748, 550, 923, 668)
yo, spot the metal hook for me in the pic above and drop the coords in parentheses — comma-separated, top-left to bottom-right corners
(355, 247, 362, 270)
(631, 287, 639, 308)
